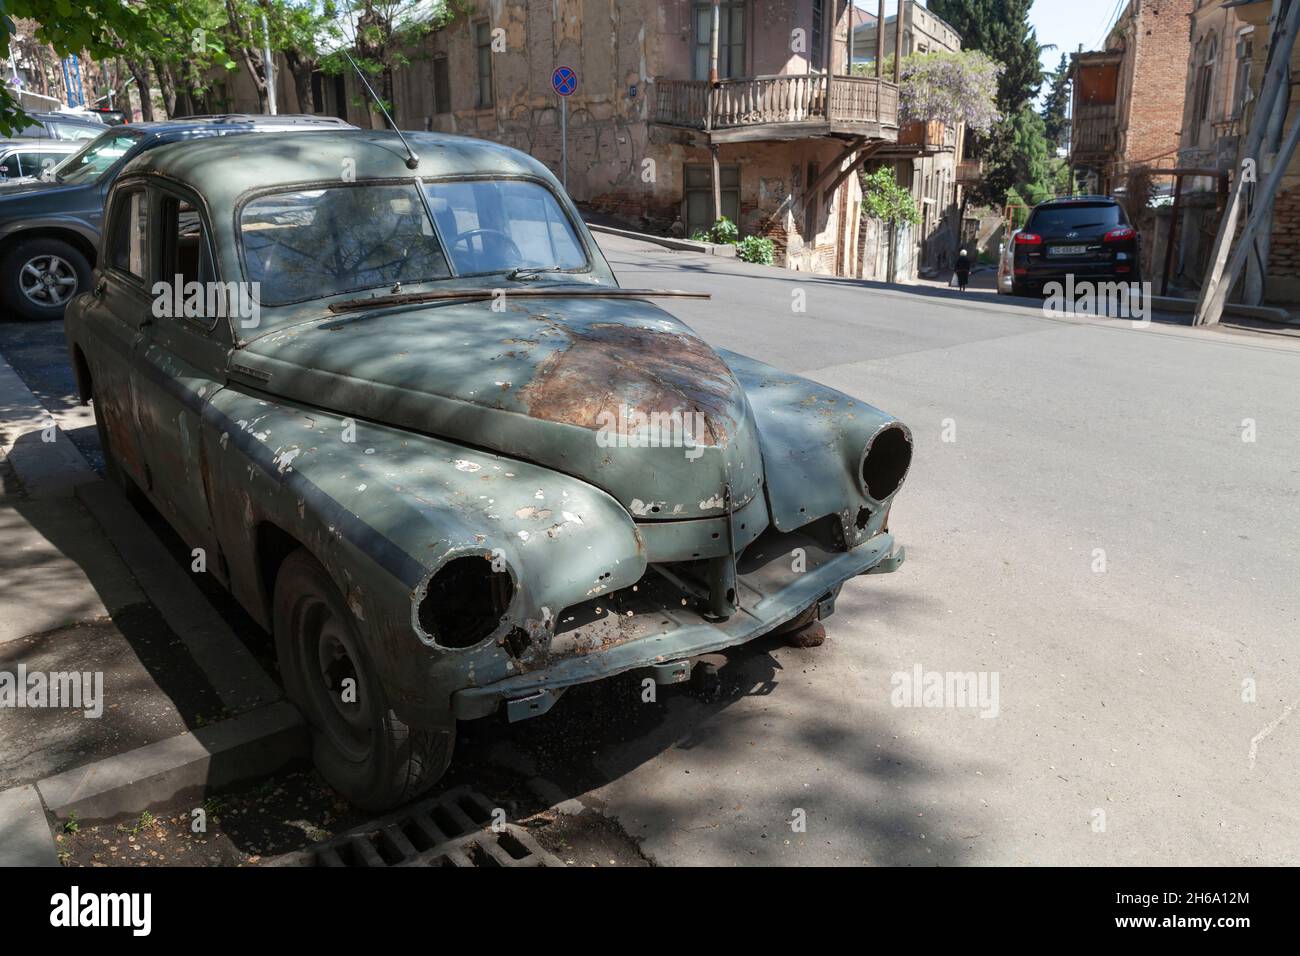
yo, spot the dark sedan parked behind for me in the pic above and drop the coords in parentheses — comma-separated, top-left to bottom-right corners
(0, 114, 353, 321)
(999, 196, 1141, 297)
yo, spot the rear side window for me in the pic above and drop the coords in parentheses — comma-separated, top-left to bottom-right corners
(107, 188, 149, 280)
(20, 152, 64, 179)
(1027, 203, 1124, 233)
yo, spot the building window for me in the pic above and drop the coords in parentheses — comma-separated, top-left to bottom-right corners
(684, 163, 740, 237)
(811, 0, 825, 72)
(1233, 34, 1253, 117)
(333, 73, 348, 122)
(693, 1, 745, 80)
(475, 22, 494, 107)
(433, 55, 451, 114)
(1194, 36, 1217, 128)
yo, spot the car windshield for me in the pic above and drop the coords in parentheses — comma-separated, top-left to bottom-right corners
(55, 130, 141, 185)
(241, 183, 453, 305)
(422, 179, 586, 276)
(1027, 203, 1123, 233)
(239, 179, 587, 305)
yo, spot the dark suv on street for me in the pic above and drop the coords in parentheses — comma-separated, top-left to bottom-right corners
(999, 196, 1140, 297)
(0, 114, 353, 321)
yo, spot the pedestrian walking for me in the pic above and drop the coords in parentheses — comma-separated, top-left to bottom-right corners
(954, 249, 972, 293)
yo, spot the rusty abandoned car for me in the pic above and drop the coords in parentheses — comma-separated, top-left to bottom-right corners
(63, 129, 913, 809)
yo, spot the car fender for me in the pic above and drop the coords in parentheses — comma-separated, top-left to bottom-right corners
(201, 388, 647, 722)
(721, 348, 904, 544)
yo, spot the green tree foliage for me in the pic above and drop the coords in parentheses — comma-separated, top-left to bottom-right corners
(1041, 52, 1071, 153)
(861, 166, 920, 227)
(928, 0, 1043, 113)
(928, 0, 1051, 208)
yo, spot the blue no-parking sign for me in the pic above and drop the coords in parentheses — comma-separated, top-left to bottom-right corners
(551, 66, 578, 97)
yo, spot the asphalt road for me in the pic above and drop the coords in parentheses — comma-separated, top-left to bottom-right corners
(578, 234, 1300, 865)
(2, 235, 1297, 865)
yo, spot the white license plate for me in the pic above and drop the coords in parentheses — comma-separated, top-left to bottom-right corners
(1048, 245, 1089, 256)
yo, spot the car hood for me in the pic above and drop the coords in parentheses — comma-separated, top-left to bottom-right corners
(233, 296, 766, 520)
(0, 177, 82, 197)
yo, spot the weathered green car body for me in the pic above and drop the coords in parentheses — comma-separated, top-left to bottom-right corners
(65, 129, 910, 801)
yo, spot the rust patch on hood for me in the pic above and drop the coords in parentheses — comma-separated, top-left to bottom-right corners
(517, 320, 741, 445)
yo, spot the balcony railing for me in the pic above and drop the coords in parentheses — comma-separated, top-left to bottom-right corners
(653, 74, 899, 133)
(1071, 102, 1119, 159)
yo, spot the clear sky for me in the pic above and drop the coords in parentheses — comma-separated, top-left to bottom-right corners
(1029, 0, 1128, 76)
(856, 1, 1126, 90)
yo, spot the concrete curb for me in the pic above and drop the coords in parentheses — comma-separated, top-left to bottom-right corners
(75, 480, 283, 716)
(0, 357, 97, 498)
(36, 700, 308, 824)
(1149, 295, 1296, 324)
(587, 222, 736, 256)
(0, 785, 60, 866)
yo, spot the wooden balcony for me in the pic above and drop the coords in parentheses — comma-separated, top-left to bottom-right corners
(955, 159, 982, 185)
(653, 74, 899, 144)
(1070, 102, 1120, 164)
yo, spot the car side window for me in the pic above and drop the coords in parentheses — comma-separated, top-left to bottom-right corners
(50, 122, 101, 141)
(107, 188, 149, 281)
(159, 195, 219, 326)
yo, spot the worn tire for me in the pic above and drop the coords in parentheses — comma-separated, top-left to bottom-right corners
(273, 548, 452, 810)
(0, 237, 91, 321)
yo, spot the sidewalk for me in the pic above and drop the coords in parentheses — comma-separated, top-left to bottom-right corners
(0, 350, 304, 865)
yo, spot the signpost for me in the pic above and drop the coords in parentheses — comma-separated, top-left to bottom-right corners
(551, 65, 577, 190)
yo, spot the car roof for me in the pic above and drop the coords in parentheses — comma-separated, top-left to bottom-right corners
(26, 111, 105, 126)
(1035, 195, 1116, 207)
(126, 113, 353, 135)
(119, 129, 560, 209)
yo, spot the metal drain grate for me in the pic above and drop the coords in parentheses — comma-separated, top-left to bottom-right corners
(268, 786, 561, 867)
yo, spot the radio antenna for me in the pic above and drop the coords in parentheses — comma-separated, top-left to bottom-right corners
(340, 48, 420, 169)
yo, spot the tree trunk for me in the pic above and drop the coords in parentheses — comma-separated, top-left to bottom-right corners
(225, 0, 269, 113)
(152, 58, 177, 118)
(126, 59, 154, 122)
(283, 49, 316, 114)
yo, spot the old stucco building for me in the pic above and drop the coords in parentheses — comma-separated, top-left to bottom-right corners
(218, 0, 908, 278)
(853, 0, 969, 278)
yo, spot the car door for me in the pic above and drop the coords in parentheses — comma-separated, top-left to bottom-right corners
(132, 185, 228, 572)
(81, 181, 154, 486)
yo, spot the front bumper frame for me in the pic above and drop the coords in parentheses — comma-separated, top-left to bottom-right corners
(452, 530, 904, 721)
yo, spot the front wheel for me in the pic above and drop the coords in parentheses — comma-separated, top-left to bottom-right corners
(0, 237, 91, 321)
(273, 549, 452, 810)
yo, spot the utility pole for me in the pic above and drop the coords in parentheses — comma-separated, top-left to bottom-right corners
(847, 1, 855, 73)
(876, 0, 885, 78)
(262, 12, 277, 115)
(710, 0, 721, 224)
(894, 0, 904, 84)
(1195, 0, 1300, 326)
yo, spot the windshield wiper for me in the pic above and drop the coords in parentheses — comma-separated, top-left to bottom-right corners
(328, 286, 711, 313)
(507, 266, 566, 281)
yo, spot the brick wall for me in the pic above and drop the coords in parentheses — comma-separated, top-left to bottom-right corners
(1268, 187, 1300, 278)
(1123, 0, 1194, 166)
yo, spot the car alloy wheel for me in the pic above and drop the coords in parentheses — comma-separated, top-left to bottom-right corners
(19, 253, 79, 307)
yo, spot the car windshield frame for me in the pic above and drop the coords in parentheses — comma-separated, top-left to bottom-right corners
(234, 174, 593, 307)
(53, 128, 145, 185)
